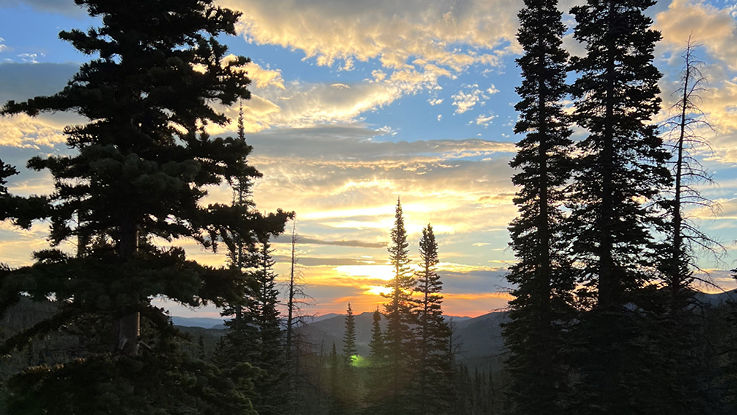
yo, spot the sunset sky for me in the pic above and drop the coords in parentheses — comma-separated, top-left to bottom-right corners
(1, 0, 737, 317)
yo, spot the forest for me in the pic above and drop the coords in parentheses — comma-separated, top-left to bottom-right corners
(1, 0, 737, 414)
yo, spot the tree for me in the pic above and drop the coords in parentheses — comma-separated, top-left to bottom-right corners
(217, 99, 259, 368)
(0, 159, 44, 229)
(341, 302, 358, 413)
(343, 303, 358, 365)
(0, 160, 16, 222)
(327, 343, 344, 415)
(215, 100, 288, 411)
(503, 0, 575, 413)
(364, 308, 389, 415)
(382, 198, 415, 413)
(284, 219, 311, 414)
(660, 37, 720, 305)
(567, 0, 670, 412)
(722, 270, 737, 413)
(412, 224, 452, 414)
(0, 0, 289, 412)
(250, 237, 286, 415)
(655, 37, 721, 414)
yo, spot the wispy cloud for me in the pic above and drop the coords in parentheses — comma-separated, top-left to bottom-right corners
(272, 234, 387, 248)
(656, 0, 737, 71)
(222, 0, 517, 70)
(451, 84, 499, 114)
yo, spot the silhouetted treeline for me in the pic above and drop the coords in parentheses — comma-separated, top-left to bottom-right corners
(2, 0, 737, 414)
(504, 0, 737, 414)
(0, 0, 291, 413)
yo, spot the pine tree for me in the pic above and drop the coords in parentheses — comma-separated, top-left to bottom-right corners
(0, 1, 289, 412)
(722, 271, 737, 413)
(0, 160, 16, 222)
(0, 160, 44, 229)
(413, 224, 452, 414)
(503, 0, 574, 413)
(217, 100, 262, 379)
(567, 0, 670, 412)
(328, 343, 344, 415)
(197, 335, 206, 360)
(382, 198, 415, 413)
(343, 303, 358, 365)
(340, 303, 358, 414)
(364, 308, 389, 415)
(250, 237, 285, 415)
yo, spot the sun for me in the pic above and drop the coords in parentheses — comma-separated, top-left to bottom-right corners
(364, 285, 393, 296)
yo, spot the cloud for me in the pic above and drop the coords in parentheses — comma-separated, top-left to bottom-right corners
(707, 130, 737, 163)
(0, 63, 78, 103)
(451, 83, 499, 114)
(655, 0, 737, 71)
(218, 0, 519, 111)
(0, 63, 86, 148)
(0, 113, 68, 148)
(220, 126, 520, 247)
(0, 37, 7, 53)
(692, 198, 737, 220)
(244, 61, 285, 90)
(0, 0, 85, 15)
(222, 0, 519, 71)
(475, 113, 496, 127)
(0, 221, 62, 268)
(654, 1, 737, 163)
(201, 79, 406, 135)
(0, 62, 400, 145)
(291, 265, 513, 315)
(441, 269, 509, 293)
(243, 125, 515, 161)
(656, 63, 737, 164)
(273, 256, 375, 267)
(272, 234, 386, 248)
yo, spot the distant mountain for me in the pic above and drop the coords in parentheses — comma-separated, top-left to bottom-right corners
(167, 291, 737, 366)
(295, 311, 508, 365)
(296, 311, 377, 355)
(302, 313, 342, 323)
(451, 311, 508, 363)
(695, 289, 737, 307)
(166, 311, 506, 364)
(169, 313, 348, 330)
(171, 316, 225, 329)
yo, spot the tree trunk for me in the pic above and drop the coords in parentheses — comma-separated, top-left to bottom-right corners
(117, 219, 139, 356)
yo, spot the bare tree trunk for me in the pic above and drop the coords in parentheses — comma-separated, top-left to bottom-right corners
(285, 220, 297, 414)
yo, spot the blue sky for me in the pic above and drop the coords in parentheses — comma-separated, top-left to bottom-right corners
(1, 0, 737, 316)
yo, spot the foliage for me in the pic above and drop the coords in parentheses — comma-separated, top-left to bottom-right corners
(412, 224, 453, 414)
(503, 0, 575, 413)
(0, 0, 289, 412)
(381, 198, 416, 413)
(566, 0, 671, 412)
(364, 308, 389, 414)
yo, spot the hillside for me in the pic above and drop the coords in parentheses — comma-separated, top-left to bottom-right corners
(294, 310, 507, 364)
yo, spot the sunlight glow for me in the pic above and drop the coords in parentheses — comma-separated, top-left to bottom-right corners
(364, 285, 393, 296)
(336, 265, 395, 281)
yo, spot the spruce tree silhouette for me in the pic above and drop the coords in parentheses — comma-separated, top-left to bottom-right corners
(0, 0, 289, 412)
(567, 0, 670, 412)
(503, 0, 575, 413)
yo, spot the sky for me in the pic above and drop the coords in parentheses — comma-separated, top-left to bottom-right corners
(1, 0, 737, 318)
